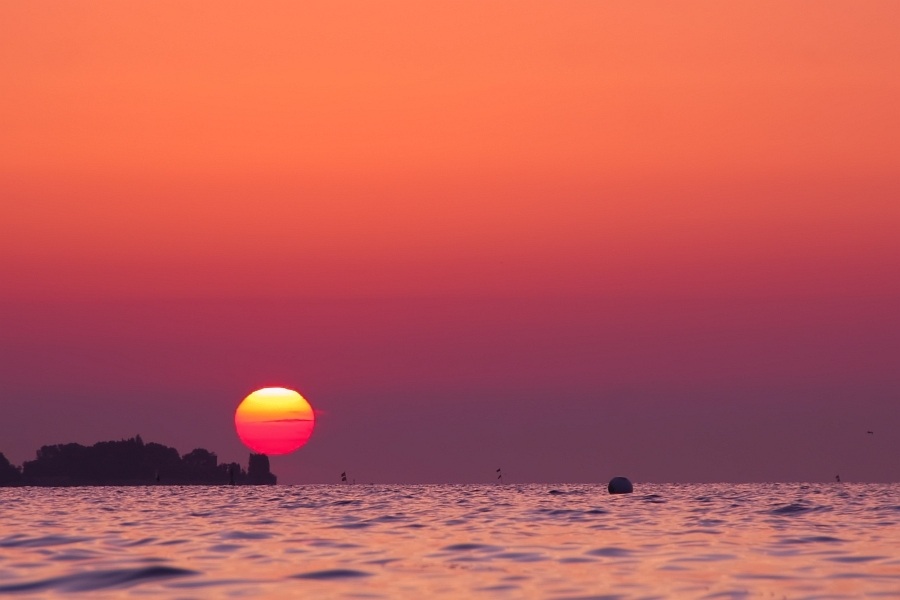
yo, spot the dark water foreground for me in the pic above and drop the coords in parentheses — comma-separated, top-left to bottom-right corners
(0, 484, 898, 598)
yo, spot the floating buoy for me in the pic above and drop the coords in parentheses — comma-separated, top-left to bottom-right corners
(608, 476, 633, 494)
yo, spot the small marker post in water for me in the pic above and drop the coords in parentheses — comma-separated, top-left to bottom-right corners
(341, 471, 347, 483)
(496, 468, 503, 484)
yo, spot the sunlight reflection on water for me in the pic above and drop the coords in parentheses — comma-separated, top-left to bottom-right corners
(1, 484, 898, 598)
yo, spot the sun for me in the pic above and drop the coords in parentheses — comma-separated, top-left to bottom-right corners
(234, 387, 316, 455)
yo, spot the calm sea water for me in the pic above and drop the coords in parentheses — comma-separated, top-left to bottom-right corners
(1, 484, 898, 598)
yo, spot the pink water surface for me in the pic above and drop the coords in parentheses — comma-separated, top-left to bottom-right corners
(1, 484, 898, 598)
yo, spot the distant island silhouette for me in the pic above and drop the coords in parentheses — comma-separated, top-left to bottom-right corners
(0, 435, 276, 486)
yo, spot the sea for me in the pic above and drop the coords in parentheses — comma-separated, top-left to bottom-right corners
(0, 484, 898, 599)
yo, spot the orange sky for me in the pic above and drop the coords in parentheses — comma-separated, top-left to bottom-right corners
(3, 2, 898, 302)
(1, 2, 899, 482)
(3, 2, 898, 177)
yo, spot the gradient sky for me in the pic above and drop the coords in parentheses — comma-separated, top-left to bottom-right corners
(2, 1, 898, 483)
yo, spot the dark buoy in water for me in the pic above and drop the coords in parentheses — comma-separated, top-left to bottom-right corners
(608, 476, 633, 494)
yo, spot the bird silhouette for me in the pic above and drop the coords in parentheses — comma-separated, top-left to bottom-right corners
(867, 431, 874, 435)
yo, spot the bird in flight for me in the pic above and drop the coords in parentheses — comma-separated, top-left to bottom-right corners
(867, 431, 874, 435)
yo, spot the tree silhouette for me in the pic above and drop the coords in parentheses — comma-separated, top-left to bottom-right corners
(0, 452, 22, 485)
(3, 436, 274, 486)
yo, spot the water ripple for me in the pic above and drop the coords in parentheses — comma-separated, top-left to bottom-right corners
(0, 565, 197, 593)
(293, 569, 372, 579)
(442, 543, 502, 552)
(0, 535, 90, 548)
(586, 547, 633, 557)
(0, 484, 897, 598)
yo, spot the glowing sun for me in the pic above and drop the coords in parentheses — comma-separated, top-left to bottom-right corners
(234, 387, 316, 455)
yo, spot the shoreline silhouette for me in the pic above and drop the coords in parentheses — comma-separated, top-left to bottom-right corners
(0, 435, 276, 486)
